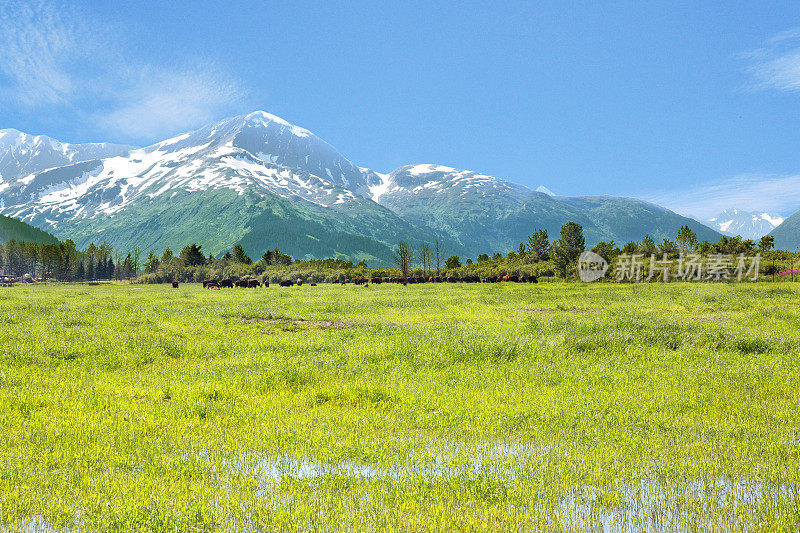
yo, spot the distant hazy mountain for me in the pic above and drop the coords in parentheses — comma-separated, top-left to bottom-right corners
(0, 129, 131, 184)
(768, 208, 800, 251)
(705, 208, 784, 240)
(0, 112, 724, 263)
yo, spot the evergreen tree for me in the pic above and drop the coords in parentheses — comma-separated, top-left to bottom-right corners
(445, 255, 461, 269)
(640, 235, 657, 255)
(179, 244, 206, 266)
(526, 229, 550, 262)
(551, 221, 585, 278)
(232, 244, 252, 264)
(676, 225, 698, 254)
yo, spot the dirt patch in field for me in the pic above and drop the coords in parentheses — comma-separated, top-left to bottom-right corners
(240, 317, 350, 329)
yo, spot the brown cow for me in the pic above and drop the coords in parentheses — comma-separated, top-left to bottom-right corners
(171, 281, 179, 288)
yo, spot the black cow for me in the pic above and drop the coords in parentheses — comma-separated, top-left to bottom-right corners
(171, 281, 179, 288)
(279, 279, 295, 287)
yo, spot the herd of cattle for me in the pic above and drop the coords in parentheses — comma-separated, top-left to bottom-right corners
(188, 274, 538, 289)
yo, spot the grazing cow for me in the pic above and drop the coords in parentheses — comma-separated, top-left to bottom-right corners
(530, 275, 538, 283)
(263, 280, 270, 288)
(171, 281, 179, 288)
(247, 279, 261, 288)
(234, 280, 246, 288)
(202, 279, 218, 288)
(296, 278, 303, 286)
(219, 279, 233, 288)
(310, 282, 317, 286)
(279, 279, 295, 287)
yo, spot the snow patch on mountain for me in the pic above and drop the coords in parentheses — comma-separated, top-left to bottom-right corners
(536, 185, 556, 196)
(761, 213, 785, 227)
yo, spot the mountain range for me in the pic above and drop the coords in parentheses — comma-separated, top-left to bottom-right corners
(0, 111, 750, 264)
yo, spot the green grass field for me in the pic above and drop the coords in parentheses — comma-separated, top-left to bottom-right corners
(1, 282, 799, 531)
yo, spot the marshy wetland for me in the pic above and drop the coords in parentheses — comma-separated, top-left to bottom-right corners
(1, 282, 798, 531)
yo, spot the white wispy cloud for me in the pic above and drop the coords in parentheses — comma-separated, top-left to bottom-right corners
(0, 1, 246, 142)
(0, 0, 79, 105)
(95, 65, 243, 142)
(644, 173, 800, 220)
(744, 27, 800, 92)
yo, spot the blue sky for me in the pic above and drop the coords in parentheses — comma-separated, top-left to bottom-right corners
(2, 1, 800, 219)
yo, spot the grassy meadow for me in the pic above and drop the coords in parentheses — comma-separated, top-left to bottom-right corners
(0, 281, 799, 531)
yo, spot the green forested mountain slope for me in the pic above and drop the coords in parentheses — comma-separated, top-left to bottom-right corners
(0, 214, 58, 244)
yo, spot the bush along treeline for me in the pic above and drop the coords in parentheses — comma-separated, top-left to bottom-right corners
(0, 240, 142, 281)
(3, 224, 799, 284)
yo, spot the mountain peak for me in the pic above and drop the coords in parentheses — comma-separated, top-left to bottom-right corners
(535, 185, 556, 196)
(242, 111, 312, 138)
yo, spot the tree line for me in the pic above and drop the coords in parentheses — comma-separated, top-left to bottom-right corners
(0, 240, 141, 281)
(0, 224, 795, 284)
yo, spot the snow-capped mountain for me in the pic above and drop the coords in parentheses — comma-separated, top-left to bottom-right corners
(706, 208, 784, 240)
(0, 128, 131, 185)
(0, 111, 724, 263)
(371, 163, 720, 253)
(0, 113, 451, 262)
